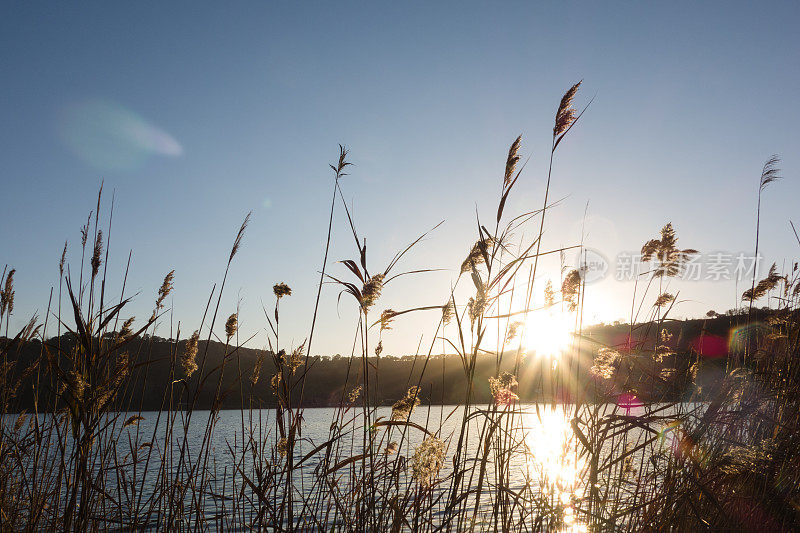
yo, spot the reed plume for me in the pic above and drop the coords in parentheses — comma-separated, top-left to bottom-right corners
(441, 300, 455, 325)
(59, 241, 67, 276)
(554, 81, 581, 138)
(391, 386, 421, 420)
(225, 313, 238, 339)
(461, 238, 494, 274)
(489, 372, 519, 405)
(379, 309, 397, 331)
(287, 342, 304, 373)
(182, 330, 200, 377)
(229, 212, 251, 263)
(1, 268, 15, 317)
(118, 317, 135, 341)
(640, 223, 698, 277)
(411, 436, 445, 486)
(91, 229, 103, 277)
(742, 262, 783, 301)
(150, 270, 175, 321)
(653, 292, 675, 308)
(273, 282, 292, 298)
(347, 385, 362, 403)
(504, 135, 522, 188)
(748, 156, 782, 323)
(251, 351, 265, 385)
(361, 273, 384, 310)
(544, 279, 555, 307)
(562, 269, 581, 311)
(759, 155, 781, 191)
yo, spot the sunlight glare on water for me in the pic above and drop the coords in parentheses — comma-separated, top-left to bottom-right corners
(524, 406, 588, 533)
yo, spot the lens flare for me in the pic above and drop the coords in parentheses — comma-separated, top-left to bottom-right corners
(58, 100, 183, 171)
(689, 333, 727, 358)
(617, 392, 644, 415)
(728, 322, 770, 355)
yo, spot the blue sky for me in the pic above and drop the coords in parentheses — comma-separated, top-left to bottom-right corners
(1, 2, 799, 355)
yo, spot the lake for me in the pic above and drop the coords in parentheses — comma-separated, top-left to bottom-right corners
(15, 402, 693, 531)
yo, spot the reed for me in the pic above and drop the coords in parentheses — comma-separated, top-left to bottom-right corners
(0, 84, 797, 533)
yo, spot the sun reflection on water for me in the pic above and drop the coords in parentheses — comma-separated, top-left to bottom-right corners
(524, 406, 588, 532)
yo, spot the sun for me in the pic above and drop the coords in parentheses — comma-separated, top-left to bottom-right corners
(522, 308, 574, 358)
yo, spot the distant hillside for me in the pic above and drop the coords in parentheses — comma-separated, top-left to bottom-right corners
(1, 311, 774, 411)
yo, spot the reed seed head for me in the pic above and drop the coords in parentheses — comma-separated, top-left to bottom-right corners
(14, 414, 27, 433)
(591, 348, 620, 379)
(91, 230, 103, 278)
(182, 331, 200, 377)
(273, 282, 292, 298)
(330, 144, 351, 177)
(380, 309, 397, 331)
(277, 437, 289, 457)
(742, 263, 783, 302)
(123, 415, 144, 428)
(118, 317, 135, 341)
(759, 155, 781, 192)
(460, 238, 494, 274)
(347, 385, 362, 403)
(504, 135, 522, 188)
(660, 367, 677, 380)
(251, 351, 265, 385)
(361, 274, 384, 310)
(229, 212, 251, 263)
(641, 223, 698, 278)
(225, 313, 238, 339)
(391, 386, 422, 421)
(489, 372, 519, 406)
(59, 241, 67, 277)
(1, 269, 15, 317)
(562, 269, 581, 311)
(67, 371, 88, 402)
(442, 300, 455, 325)
(411, 436, 445, 486)
(155, 270, 175, 310)
(554, 81, 581, 137)
(287, 341, 305, 373)
(544, 280, 555, 307)
(113, 352, 129, 385)
(80, 217, 90, 247)
(654, 293, 675, 308)
(506, 321, 523, 342)
(20, 315, 42, 343)
(467, 295, 486, 329)
(270, 372, 281, 391)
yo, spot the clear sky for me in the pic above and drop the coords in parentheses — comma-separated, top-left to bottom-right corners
(2, 2, 799, 356)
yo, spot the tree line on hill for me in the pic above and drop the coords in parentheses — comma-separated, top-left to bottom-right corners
(0, 310, 774, 412)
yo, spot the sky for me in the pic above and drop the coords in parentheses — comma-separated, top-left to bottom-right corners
(1, 1, 799, 357)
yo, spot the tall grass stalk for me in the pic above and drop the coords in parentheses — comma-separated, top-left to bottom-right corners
(2, 85, 799, 532)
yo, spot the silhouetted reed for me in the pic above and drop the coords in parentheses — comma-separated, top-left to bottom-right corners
(0, 83, 797, 533)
